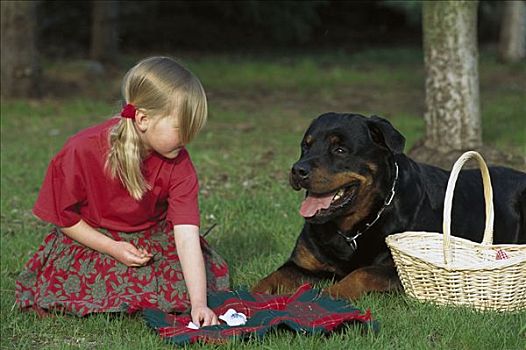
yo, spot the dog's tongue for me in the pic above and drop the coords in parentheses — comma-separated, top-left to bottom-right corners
(299, 193, 334, 218)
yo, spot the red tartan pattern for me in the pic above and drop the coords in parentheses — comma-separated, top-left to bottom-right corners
(143, 284, 376, 345)
(15, 223, 230, 316)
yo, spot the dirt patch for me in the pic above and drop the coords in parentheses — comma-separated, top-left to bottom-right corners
(409, 141, 526, 172)
(208, 85, 425, 118)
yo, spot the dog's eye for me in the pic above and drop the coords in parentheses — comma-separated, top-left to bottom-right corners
(332, 146, 347, 154)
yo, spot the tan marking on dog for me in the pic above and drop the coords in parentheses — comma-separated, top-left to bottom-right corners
(309, 168, 369, 194)
(307, 166, 377, 233)
(304, 135, 313, 146)
(324, 266, 400, 300)
(251, 268, 302, 294)
(366, 162, 378, 174)
(292, 241, 335, 273)
(329, 135, 340, 144)
(336, 184, 378, 232)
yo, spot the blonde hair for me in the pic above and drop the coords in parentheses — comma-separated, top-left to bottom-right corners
(106, 56, 208, 200)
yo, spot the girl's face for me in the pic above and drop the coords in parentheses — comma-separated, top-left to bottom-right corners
(139, 115, 184, 159)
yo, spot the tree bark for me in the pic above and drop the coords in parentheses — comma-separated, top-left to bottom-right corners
(90, 0, 119, 63)
(499, 0, 526, 63)
(421, 1, 481, 153)
(0, 1, 41, 98)
(410, 0, 525, 171)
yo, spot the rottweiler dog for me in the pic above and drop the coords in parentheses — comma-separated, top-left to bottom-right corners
(252, 112, 526, 300)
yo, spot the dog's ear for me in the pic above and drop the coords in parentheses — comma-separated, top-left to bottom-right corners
(366, 115, 405, 154)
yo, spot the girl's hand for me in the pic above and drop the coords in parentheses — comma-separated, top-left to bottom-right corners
(191, 305, 219, 327)
(109, 241, 153, 267)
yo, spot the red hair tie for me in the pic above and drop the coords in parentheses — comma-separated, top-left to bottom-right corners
(121, 103, 136, 119)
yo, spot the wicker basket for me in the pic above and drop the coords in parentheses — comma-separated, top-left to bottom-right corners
(386, 151, 526, 312)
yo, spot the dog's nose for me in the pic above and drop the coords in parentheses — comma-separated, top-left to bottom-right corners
(292, 162, 310, 181)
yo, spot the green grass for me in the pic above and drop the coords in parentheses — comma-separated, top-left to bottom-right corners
(2, 48, 525, 349)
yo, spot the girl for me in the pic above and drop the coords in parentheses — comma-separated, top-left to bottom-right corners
(16, 56, 230, 327)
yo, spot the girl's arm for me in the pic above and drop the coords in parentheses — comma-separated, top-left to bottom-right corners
(173, 224, 219, 327)
(61, 219, 152, 267)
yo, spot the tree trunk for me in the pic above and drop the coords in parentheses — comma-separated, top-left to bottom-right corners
(499, 0, 526, 63)
(0, 1, 41, 98)
(410, 1, 525, 171)
(90, 0, 119, 63)
(422, 0, 481, 153)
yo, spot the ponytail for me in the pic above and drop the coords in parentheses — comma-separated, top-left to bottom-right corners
(106, 117, 150, 200)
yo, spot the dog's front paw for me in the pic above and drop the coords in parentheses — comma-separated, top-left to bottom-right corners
(323, 284, 360, 300)
(251, 270, 302, 295)
(251, 276, 280, 294)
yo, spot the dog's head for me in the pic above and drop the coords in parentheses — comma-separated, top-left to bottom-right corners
(290, 113, 405, 227)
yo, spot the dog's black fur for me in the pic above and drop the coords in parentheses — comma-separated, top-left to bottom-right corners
(253, 113, 526, 299)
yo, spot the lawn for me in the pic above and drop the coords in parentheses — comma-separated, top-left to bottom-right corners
(1, 48, 525, 349)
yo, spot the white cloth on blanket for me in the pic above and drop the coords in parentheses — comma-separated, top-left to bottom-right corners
(186, 321, 200, 330)
(219, 308, 248, 326)
(186, 308, 248, 329)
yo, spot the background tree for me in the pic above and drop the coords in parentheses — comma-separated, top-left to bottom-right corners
(423, 0, 481, 152)
(498, 0, 526, 63)
(409, 0, 523, 170)
(90, 0, 119, 64)
(1, 1, 41, 98)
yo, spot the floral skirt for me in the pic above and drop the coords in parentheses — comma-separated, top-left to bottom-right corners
(15, 223, 230, 316)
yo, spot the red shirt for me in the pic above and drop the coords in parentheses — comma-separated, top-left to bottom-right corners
(33, 118, 200, 232)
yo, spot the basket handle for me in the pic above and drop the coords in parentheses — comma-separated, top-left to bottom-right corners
(442, 151, 494, 265)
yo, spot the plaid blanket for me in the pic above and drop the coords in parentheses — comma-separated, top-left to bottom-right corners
(142, 284, 377, 345)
